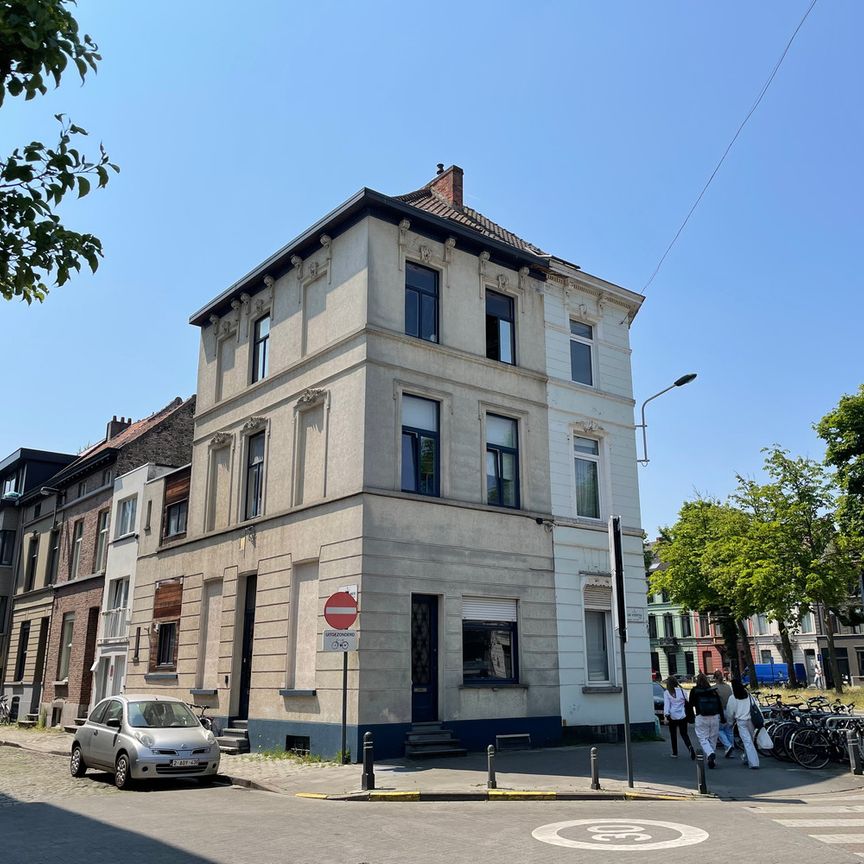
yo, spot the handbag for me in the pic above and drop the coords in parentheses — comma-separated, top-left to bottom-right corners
(684, 691, 695, 725)
(749, 695, 765, 730)
(756, 727, 773, 750)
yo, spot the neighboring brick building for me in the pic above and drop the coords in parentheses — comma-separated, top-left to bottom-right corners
(33, 396, 195, 727)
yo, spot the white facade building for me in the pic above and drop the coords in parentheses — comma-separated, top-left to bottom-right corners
(543, 262, 653, 736)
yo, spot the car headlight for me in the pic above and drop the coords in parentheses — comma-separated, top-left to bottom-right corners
(134, 731, 155, 749)
(205, 731, 216, 746)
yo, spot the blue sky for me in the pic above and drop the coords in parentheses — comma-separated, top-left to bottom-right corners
(2, 1, 860, 536)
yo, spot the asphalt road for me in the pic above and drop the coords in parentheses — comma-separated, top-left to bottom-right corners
(4, 747, 864, 863)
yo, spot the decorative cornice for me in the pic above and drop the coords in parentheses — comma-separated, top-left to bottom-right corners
(296, 388, 327, 409)
(209, 431, 231, 449)
(242, 416, 266, 433)
(572, 419, 606, 436)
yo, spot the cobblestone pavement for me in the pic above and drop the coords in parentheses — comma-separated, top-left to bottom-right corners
(0, 746, 120, 806)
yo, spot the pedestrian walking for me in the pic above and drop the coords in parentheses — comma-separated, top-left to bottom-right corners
(663, 676, 695, 760)
(813, 660, 824, 690)
(712, 669, 735, 757)
(725, 677, 760, 769)
(688, 672, 724, 768)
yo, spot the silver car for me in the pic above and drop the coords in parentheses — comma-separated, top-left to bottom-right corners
(70, 694, 220, 789)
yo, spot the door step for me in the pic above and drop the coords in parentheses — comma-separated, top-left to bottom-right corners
(404, 724, 466, 759)
(217, 717, 250, 754)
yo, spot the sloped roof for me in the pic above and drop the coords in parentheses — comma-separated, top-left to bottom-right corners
(394, 187, 549, 257)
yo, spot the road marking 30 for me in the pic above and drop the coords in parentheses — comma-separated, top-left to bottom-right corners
(532, 819, 709, 852)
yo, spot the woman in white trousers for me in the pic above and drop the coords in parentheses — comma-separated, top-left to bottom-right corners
(725, 677, 760, 769)
(688, 672, 724, 767)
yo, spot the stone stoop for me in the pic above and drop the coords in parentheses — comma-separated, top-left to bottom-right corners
(17, 713, 39, 729)
(404, 722, 467, 759)
(216, 718, 250, 755)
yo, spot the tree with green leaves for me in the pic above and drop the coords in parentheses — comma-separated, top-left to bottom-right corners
(0, 0, 118, 303)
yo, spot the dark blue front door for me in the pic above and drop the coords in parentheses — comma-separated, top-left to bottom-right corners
(411, 595, 438, 723)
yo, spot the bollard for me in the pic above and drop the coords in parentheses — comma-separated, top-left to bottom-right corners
(590, 746, 600, 791)
(487, 744, 497, 789)
(696, 753, 708, 795)
(361, 732, 375, 791)
(847, 729, 863, 776)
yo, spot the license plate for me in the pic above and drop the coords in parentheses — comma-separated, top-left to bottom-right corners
(171, 759, 199, 768)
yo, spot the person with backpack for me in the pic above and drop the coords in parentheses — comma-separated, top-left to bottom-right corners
(688, 672, 724, 767)
(663, 676, 695, 760)
(725, 677, 760, 769)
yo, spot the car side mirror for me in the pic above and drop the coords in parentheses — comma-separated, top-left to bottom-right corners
(106, 717, 121, 729)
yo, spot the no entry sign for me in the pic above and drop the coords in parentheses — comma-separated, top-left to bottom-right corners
(324, 591, 358, 629)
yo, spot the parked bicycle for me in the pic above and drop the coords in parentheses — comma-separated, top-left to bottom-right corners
(189, 703, 213, 732)
(0, 694, 10, 725)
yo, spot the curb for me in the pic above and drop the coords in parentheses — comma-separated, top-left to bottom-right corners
(0, 738, 69, 758)
(293, 788, 704, 802)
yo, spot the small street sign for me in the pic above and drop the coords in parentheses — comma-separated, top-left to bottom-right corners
(324, 591, 358, 629)
(323, 629, 358, 652)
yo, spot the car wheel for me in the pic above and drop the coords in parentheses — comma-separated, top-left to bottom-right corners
(70, 745, 87, 778)
(114, 753, 133, 790)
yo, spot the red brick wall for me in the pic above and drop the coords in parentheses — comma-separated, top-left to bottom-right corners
(55, 487, 113, 587)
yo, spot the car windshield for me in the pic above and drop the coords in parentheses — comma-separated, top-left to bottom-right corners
(128, 700, 199, 729)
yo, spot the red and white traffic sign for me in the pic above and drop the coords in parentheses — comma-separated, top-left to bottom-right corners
(324, 591, 358, 629)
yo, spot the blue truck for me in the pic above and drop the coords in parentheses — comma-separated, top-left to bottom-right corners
(741, 662, 808, 685)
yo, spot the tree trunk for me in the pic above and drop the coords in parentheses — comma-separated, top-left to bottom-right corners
(719, 615, 740, 676)
(737, 620, 759, 690)
(821, 607, 844, 694)
(777, 622, 799, 687)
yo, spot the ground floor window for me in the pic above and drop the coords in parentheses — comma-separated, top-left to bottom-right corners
(666, 652, 678, 677)
(685, 651, 695, 677)
(462, 597, 518, 684)
(702, 650, 713, 673)
(156, 621, 177, 667)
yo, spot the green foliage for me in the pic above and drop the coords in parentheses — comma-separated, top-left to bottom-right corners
(0, 0, 118, 303)
(817, 384, 864, 539)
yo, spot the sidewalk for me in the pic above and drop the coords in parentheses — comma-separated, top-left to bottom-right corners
(4, 724, 864, 802)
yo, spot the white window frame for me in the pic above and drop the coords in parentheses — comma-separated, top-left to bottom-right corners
(572, 432, 605, 521)
(94, 509, 110, 571)
(241, 423, 269, 521)
(569, 318, 595, 387)
(115, 496, 137, 538)
(70, 520, 84, 579)
(583, 579, 615, 686)
(57, 612, 75, 681)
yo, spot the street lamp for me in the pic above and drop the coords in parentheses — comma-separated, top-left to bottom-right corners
(636, 373, 697, 465)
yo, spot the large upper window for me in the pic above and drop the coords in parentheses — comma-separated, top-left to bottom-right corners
(574, 436, 601, 519)
(486, 414, 519, 509)
(252, 314, 270, 382)
(116, 496, 137, 537)
(70, 520, 84, 578)
(14, 620, 30, 680)
(485, 290, 515, 364)
(244, 432, 265, 519)
(401, 395, 439, 496)
(46, 529, 60, 584)
(404, 262, 438, 343)
(462, 597, 518, 685)
(94, 509, 110, 571)
(0, 529, 14, 566)
(24, 536, 38, 591)
(57, 612, 75, 680)
(164, 500, 188, 538)
(569, 320, 594, 386)
(681, 614, 692, 638)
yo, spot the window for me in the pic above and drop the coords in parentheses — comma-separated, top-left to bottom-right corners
(661, 589, 670, 603)
(699, 615, 710, 637)
(102, 468, 113, 487)
(800, 611, 815, 633)
(164, 500, 188, 537)
(760, 650, 773, 664)
(0, 529, 14, 566)
(401, 395, 439, 496)
(405, 262, 438, 343)
(573, 436, 601, 519)
(88, 700, 109, 724)
(667, 653, 678, 676)
(680, 615, 692, 638)
(244, 432, 265, 519)
(108, 577, 129, 610)
(462, 597, 518, 684)
(485, 290, 515, 364)
(77, 480, 86, 499)
(486, 414, 519, 508)
(116, 496, 137, 537)
(252, 314, 270, 382)
(585, 610, 611, 682)
(0, 595, 7, 634)
(24, 536, 38, 591)
(663, 613, 674, 638)
(156, 622, 177, 667)
(14, 620, 30, 680)
(46, 529, 60, 585)
(569, 320, 594, 385)
(702, 651, 714, 673)
(94, 510, 110, 571)
(755, 614, 769, 635)
(34, 502, 41, 519)
(70, 520, 84, 579)
(2, 473, 17, 496)
(685, 651, 696, 677)
(648, 615, 657, 639)
(57, 612, 75, 680)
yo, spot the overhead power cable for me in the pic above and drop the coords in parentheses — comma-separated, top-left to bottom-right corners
(643, 0, 819, 292)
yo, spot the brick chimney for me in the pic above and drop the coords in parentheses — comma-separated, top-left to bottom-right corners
(106, 415, 131, 440)
(429, 164, 463, 209)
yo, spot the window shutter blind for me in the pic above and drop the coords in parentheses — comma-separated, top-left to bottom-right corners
(583, 585, 612, 610)
(462, 597, 517, 622)
(153, 578, 182, 620)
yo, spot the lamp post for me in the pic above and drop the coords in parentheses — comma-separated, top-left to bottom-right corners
(636, 373, 697, 465)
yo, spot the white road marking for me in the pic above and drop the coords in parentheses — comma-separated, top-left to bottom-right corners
(809, 834, 864, 844)
(750, 806, 864, 813)
(776, 819, 864, 827)
(532, 819, 709, 852)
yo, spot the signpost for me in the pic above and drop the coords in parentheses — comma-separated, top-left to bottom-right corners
(609, 514, 634, 788)
(323, 591, 358, 764)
